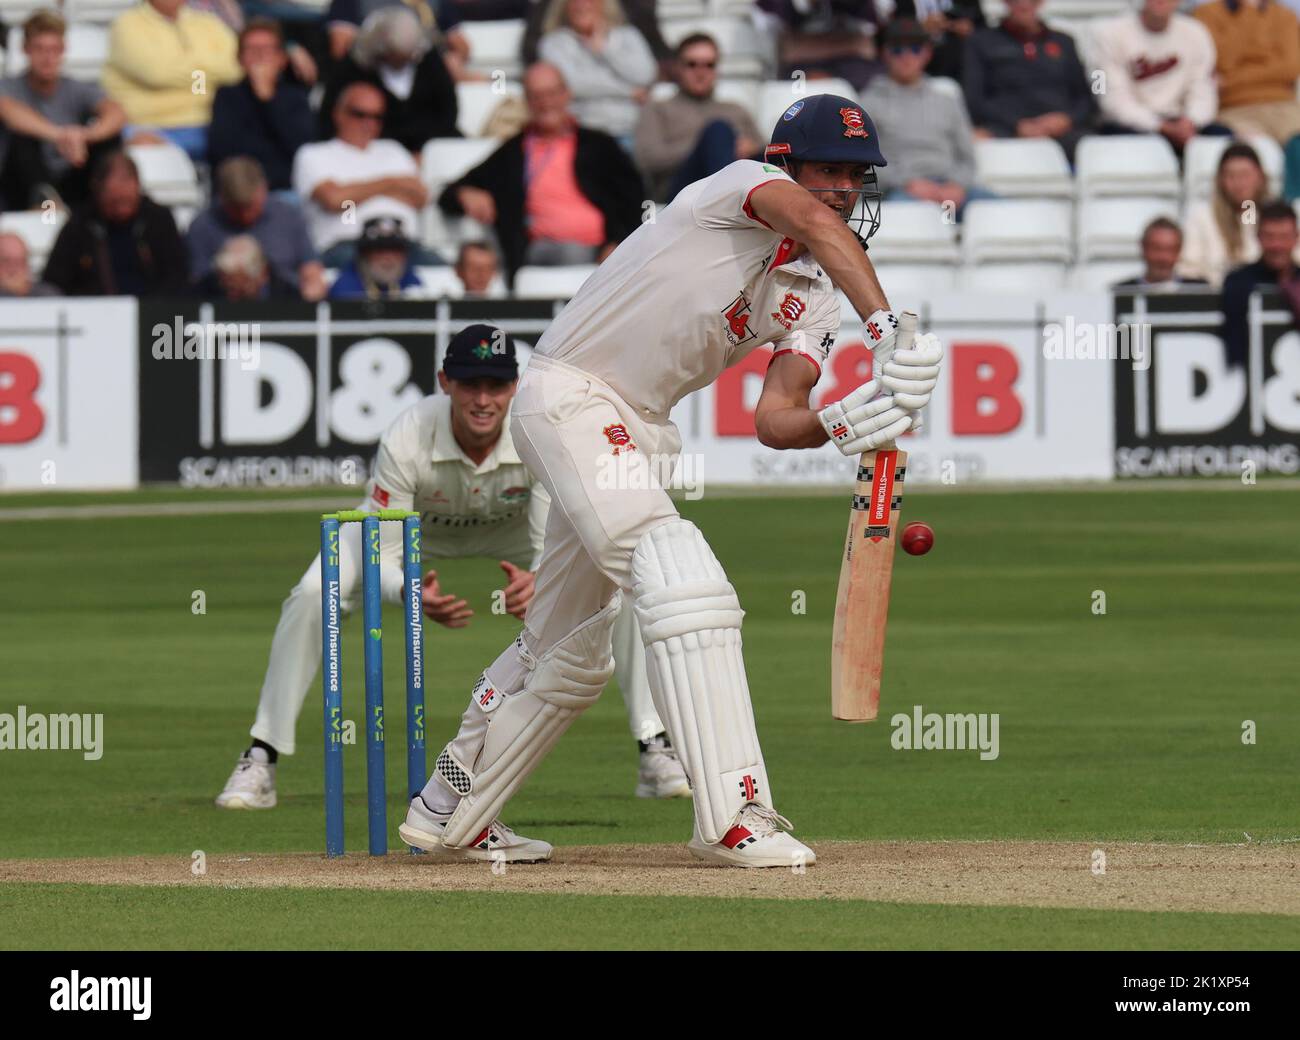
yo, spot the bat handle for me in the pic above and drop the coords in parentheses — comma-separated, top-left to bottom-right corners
(874, 310, 918, 376)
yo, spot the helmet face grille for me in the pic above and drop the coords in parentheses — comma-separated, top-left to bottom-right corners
(847, 166, 883, 251)
(769, 157, 883, 253)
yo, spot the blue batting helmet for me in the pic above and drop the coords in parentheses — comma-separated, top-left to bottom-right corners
(765, 93, 887, 248)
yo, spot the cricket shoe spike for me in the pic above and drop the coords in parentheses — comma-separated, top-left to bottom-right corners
(687, 803, 816, 868)
(214, 752, 277, 809)
(636, 734, 692, 799)
(398, 797, 552, 863)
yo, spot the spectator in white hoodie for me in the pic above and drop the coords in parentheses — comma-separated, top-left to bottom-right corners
(1089, 0, 1229, 152)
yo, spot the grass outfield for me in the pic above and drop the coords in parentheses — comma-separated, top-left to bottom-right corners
(3, 883, 1296, 951)
(0, 484, 1296, 949)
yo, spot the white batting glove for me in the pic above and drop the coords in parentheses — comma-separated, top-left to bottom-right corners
(879, 332, 943, 411)
(862, 309, 900, 366)
(818, 378, 915, 456)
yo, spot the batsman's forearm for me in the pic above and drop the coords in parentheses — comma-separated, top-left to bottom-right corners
(755, 405, 829, 449)
(805, 220, 890, 320)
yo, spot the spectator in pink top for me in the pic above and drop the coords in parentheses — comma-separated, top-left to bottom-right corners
(437, 62, 644, 284)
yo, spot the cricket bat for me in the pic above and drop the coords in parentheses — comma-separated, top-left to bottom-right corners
(830, 310, 916, 722)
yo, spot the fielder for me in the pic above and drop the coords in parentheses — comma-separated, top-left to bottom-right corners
(216, 324, 690, 811)
(398, 94, 945, 867)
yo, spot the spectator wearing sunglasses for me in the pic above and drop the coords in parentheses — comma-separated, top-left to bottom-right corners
(292, 82, 436, 268)
(863, 18, 991, 216)
(886, 1, 987, 81)
(318, 6, 459, 153)
(634, 33, 763, 202)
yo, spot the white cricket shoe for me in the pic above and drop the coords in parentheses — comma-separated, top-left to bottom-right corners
(636, 736, 692, 799)
(688, 804, 816, 869)
(398, 797, 553, 863)
(214, 752, 277, 809)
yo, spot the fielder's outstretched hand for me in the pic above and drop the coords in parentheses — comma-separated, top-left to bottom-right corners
(499, 561, 535, 620)
(421, 570, 474, 628)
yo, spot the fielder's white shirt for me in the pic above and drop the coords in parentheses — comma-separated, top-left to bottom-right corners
(362, 395, 548, 601)
(535, 160, 843, 419)
(292, 137, 422, 251)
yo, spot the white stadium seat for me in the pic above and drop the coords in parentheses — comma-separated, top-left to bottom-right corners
(513, 265, 597, 298)
(757, 78, 858, 137)
(65, 0, 138, 24)
(1070, 261, 1144, 293)
(874, 262, 960, 296)
(974, 139, 1073, 198)
(960, 261, 1068, 293)
(1040, 0, 1129, 16)
(411, 266, 508, 299)
(455, 80, 523, 138)
(869, 200, 960, 265)
(0, 209, 67, 273)
(1077, 197, 1179, 262)
(0, 1, 54, 28)
(1182, 135, 1233, 205)
(963, 199, 1073, 265)
(414, 266, 463, 297)
(1183, 135, 1285, 204)
(658, 0, 708, 21)
(127, 143, 202, 208)
(421, 137, 499, 194)
(418, 206, 491, 258)
(1245, 135, 1286, 198)
(459, 20, 527, 79)
(928, 76, 963, 102)
(715, 78, 762, 128)
(418, 138, 498, 253)
(1076, 135, 1180, 199)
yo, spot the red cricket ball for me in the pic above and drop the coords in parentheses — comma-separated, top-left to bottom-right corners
(902, 521, 934, 556)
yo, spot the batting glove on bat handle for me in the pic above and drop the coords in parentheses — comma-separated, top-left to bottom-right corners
(861, 308, 900, 371)
(880, 332, 944, 411)
(818, 380, 913, 456)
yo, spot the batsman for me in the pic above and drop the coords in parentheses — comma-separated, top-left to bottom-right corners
(402, 95, 945, 867)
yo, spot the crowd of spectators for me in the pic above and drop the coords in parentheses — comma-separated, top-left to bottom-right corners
(1, 0, 1300, 313)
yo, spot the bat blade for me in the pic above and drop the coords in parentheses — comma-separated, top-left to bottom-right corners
(830, 311, 916, 722)
(831, 447, 907, 721)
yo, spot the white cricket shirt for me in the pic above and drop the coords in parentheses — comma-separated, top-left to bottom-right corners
(361, 394, 548, 601)
(534, 160, 843, 419)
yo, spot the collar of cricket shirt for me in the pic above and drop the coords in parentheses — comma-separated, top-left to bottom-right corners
(771, 244, 829, 282)
(430, 395, 522, 470)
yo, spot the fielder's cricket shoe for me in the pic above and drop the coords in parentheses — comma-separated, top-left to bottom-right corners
(687, 804, 816, 869)
(398, 797, 553, 863)
(214, 751, 277, 809)
(636, 734, 692, 799)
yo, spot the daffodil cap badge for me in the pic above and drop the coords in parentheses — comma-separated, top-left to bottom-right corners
(441, 323, 518, 382)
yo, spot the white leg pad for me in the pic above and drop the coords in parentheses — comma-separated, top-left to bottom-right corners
(631, 520, 771, 844)
(441, 594, 620, 847)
